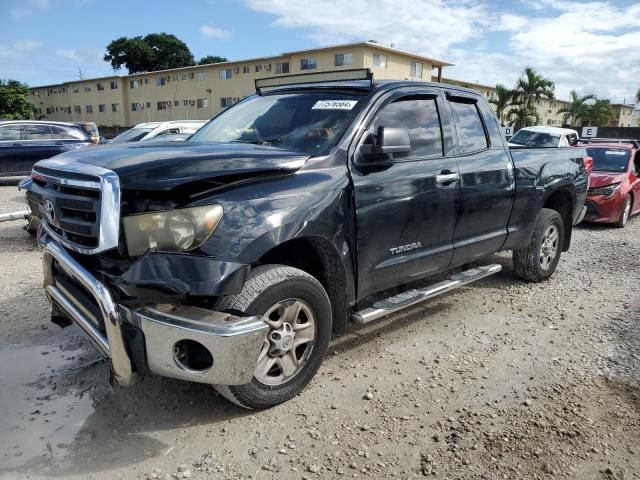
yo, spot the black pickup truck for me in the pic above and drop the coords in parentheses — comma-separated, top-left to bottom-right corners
(21, 70, 588, 409)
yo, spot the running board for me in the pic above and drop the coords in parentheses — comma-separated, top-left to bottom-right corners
(351, 264, 502, 324)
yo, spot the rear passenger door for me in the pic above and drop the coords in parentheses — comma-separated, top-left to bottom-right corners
(446, 93, 515, 266)
(352, 89, 461, 299)
(0, 124, 25, 176)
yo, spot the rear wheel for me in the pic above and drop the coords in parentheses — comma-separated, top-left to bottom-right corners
(615, 195, 632, 228)
(212, 265, 332, 409)
(513, 208, 564, 283)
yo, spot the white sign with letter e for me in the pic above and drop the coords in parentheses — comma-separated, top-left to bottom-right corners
(581, 126, 598, 138)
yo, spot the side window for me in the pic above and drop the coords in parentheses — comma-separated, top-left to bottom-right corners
(25, 124, 52, 140)
(0, 125, 22, 142)
(449, 101, 488, 154)
(373, 96, 443, 158)
(52, 126, 84, 140)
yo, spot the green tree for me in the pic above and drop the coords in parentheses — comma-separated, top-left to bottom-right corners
(636, 87, 640, 103)
(489, 84, 515, 124)
(582, 99, 612, 126)
(557, 90, 596, 126)
(513, 66, 555, 110)
(104, 33, 195, 73)
(508, 103, 539, 130)
(0, 79, 34, 119)
(198, 55, 227, 65)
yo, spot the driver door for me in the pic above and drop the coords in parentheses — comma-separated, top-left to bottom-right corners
(351, 89, 460, 300)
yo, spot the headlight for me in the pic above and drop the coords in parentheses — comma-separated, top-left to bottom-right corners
(588, 183, 620, 198)
(122, 204, 223, 256)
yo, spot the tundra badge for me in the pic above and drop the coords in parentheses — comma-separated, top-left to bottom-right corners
(389, 242, 422, 255)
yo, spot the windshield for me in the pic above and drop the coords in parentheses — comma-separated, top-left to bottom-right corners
(109, 127, 154, 143)
(189, 92, 365, 154)
(509, 130, 560, 147)
(586, 147, 630, 172)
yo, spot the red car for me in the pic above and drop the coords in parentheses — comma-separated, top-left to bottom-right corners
(582, 139, 640, 227)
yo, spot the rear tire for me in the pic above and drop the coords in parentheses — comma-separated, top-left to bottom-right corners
(513, 208, 564, 283)
(212, 265, 332, 409)
(615, 195, 632, 228)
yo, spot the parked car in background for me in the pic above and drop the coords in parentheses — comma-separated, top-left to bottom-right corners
(139, 132, 191, 143)
(580, 139, 640, 227)
(0, 120, 94, 177)
(105, 120, 206, 144)
(508, 126, 579, 148)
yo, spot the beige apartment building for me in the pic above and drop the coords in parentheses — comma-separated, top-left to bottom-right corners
(29, 42, 452, 130)
(29, 40, 636, 131)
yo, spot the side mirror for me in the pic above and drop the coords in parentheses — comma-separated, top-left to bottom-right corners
(359, 127, 411, 162)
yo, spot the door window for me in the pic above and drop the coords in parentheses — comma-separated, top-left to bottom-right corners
(52, 126, 85, 140)
(0, 125, 22, 141)
(372, 96, 444, 158)
(449, 101, 488, 154)
(24, 124, 52, 140)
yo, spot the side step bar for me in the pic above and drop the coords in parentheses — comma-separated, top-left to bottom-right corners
(352, 264, 502, 324)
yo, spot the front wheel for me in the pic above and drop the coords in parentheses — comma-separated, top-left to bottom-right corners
(212, 265, 332, 409)
(513, 208, 564, 283)
(615, 195, 632, 228)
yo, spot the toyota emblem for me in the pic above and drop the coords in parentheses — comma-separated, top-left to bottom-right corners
(43, 199, 56, 223)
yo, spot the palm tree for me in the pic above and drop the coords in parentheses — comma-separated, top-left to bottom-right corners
(489, 84, 515, 125)
(508, 103, 539, 130)
(582, 99, 612, 126)
(557, 90, 595, 126)
(513, 67, 555, 111)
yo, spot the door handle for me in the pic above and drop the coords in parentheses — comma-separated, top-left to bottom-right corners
(436, 172, 459, 185)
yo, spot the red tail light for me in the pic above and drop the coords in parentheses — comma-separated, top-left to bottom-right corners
(583, 155, 593, 174)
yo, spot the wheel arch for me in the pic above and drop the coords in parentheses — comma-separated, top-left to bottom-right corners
(257, 236, 353, 335)
(542, 187, 574, 251)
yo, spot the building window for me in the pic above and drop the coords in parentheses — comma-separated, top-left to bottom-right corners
(144, 78, 150, 85)
(182, 99, 189, 107)
(98, 104, 105, 113)
(410, 61, 423, 79)
(74, 105, 81, 114)
(195, 72, 206, 81)
(112, 103, 120, 112)
(130, 79, 140, 89)
(110, 81, 118, 90)
(131, 102, 144, 112)
(156, 77, 167, 86)
(181, 73, 188, 80)
(335, 53, 353, 66)
(255, 64, 262, 73)
(197, 98, 208, 109)
(83, 85, 91, 92)
(174, 100, 180, 107)
(220, 97, 235, 108)
(275, 62, 290, 74)
(219, 68, 233, 80)
(300, 57, 317, 70)
(85, 105, 93, 113)
(373, 54, 387, 67)
(96, 82, 104, 91)
(146, 102, 151, 108)
(157, 101, 170, 110)
(72, 86, 79, 93)
(242, 65, 250, 74)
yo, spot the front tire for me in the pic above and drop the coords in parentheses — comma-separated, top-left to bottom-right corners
(513, 208, 564, 283)
(615, 195, 632, 228)
(212, 265, 332, 409)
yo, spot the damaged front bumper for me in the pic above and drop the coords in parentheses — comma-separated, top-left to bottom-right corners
(41, 235, 268, 387)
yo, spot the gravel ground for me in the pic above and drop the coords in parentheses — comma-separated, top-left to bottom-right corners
(0, 183, 638, 480)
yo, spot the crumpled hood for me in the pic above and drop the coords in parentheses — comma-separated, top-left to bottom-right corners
(37, 142, 310, 190)
(589, 171, 627, 188)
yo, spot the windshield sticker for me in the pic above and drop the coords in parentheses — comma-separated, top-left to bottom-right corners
(312, 100, 358, 110)
(605, 151, 627, 155)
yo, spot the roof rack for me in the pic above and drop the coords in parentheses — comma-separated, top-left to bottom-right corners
(255, 68, 373, 94)
(578, 138, 639, 148)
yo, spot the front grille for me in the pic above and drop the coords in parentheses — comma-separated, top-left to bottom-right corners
(29, 171, 102, 249)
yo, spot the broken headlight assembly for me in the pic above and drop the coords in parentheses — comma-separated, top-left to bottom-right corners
(122, 205, 223, 256)
(588, 182, 620, 198)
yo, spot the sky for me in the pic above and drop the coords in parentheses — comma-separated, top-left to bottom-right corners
(1, 0, 639, 103)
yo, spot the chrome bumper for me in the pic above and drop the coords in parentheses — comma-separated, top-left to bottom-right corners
(41, 236, 268, 386)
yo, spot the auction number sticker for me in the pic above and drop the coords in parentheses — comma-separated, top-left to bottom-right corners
(312, 100, 358, 110)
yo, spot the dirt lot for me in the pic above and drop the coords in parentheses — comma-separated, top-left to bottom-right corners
(0, 183, 638, 480)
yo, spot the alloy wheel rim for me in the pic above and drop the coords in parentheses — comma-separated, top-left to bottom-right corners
(254, 299, 316, 386)
(539, 225, 559, 270)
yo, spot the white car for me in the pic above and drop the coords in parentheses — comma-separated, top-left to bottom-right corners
(106, 120, 207, 144)
(508, 126, 580, 148)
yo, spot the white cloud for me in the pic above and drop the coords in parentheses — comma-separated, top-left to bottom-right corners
(243, 0, 640, 103)
(200, 25, 232, 39)
(0, 40, 42, 57)
(56, 48, 83, 61)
